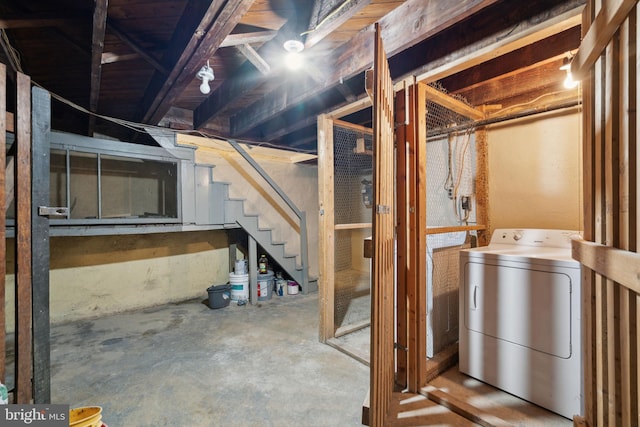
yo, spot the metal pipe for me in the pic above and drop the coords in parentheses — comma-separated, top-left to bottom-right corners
(426, 100, 581, 140)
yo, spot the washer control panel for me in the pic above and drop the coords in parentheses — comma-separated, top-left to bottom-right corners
(490, 229, 581, 248)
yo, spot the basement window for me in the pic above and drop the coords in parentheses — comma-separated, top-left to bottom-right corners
(50, 149, 179, 224)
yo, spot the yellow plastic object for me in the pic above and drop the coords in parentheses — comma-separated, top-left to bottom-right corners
(69, 406, 102, 427)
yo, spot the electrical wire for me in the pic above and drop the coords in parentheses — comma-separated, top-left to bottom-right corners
(0, 29, 23, 73)
(32, 80, 318, 155)
(490, 89, 571, 117)
(452, 130, 472, 223)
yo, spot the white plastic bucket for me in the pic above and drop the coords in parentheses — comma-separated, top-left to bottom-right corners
(229, 272, 249, 301)
(234, 259, 248, 274)
(287, 280, 299, 295)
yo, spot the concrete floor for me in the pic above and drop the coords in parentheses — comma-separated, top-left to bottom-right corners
(49, 293, 369, 426)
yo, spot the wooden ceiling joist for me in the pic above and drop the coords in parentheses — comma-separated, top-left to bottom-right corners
(224, 0, 501, 137)
(107, 19, 169, 75)
(220, 30, 277, 47)
(415, 4, 584, 84)
(139, 0, 255, 125)
(304, 0, 372, 48)
(236, 43, 271, 75)
(88, 0, 108, 136)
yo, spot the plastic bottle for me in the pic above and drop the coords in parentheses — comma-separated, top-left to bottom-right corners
(258, 254, 268, 274)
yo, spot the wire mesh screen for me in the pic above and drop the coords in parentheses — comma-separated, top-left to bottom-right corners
(425, 83, 477, 357)
(333, 124, 373, 329)
(425, 83, 477, 228)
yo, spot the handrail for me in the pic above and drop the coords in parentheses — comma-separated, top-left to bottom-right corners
(227, 139, 309, 291)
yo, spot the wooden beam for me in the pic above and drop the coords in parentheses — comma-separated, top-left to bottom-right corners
(107, 19, 169, 75)
(5, 157, 13, 210)
(416, 5, 584, 84)
(572, 239, 640, 294)
(304, 0, 372, 48)
(422, 84, 484, 120)
(0, 63, 6, 384)
(420, 386, 513, 427)
(571, 0, 638, 80)
(220, 30, 277, 47)
(206, 0, 501, 134)
(236, 43, 271, 75)
(0, 13, 84, 29)
(139, 0, 255, 125)
(193, 16, 311, 130)
(15, 71, 32, 403)
(88, 0, 108, 136)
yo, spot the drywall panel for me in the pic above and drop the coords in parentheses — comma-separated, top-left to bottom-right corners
(487, 110, 582, 231)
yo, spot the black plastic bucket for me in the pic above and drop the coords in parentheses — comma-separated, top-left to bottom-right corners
(207, 284, 231, 309)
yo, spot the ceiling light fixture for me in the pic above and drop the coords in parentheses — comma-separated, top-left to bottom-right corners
(560, 55, 578, 90)
(196, 60, 215, 94)
(284, 38, 304, 71)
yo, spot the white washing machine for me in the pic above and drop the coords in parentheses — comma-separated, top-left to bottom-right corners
(459, 228, 582, 419)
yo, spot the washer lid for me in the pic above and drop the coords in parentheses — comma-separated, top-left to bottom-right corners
(461, 244, 579, 267)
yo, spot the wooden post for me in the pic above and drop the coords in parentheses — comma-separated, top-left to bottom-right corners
(394, 86, 408, 390)
(474, 128, 490, 246)
(15, 71, 32, 403)
(317, 114, 335, 342)
(31, 86, 51, 403)
(405, 82, 428, 392)
(0, 63, 6, 384)
(248, 235, 257, 304)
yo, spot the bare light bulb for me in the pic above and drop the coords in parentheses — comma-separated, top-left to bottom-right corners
(285, 52, 303, 71)
(563, 71, 578, 89)
(200, 79, 211, 94)
(196, 61, 215, 94)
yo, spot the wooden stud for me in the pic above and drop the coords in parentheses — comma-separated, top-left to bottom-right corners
(15, 71, 32, 403)
(0, 63, 5, 384)
(605, 34, 621, 426)
(571, 0, 638, 80)
(405, 82, 420, 392)
(317, 114, 335, 342)
(580, 1, 596, 422)
(395, 85, 408, 390)
(415, 83, 428, 388)
(475, 128, 490, 246)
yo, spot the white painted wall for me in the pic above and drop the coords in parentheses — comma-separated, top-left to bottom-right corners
(5, 231, 229, 331)
(487, 109, 582, 231)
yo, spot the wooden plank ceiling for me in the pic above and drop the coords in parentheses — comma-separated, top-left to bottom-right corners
(0, 0, 584, 152)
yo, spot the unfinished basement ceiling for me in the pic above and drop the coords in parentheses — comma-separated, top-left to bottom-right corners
(0, 0, 584, 152)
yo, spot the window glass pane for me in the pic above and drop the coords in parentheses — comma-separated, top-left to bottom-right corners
(69, 151, 98, 219)
(50, 149, 67, 210)
(100, 155, 177, 219)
